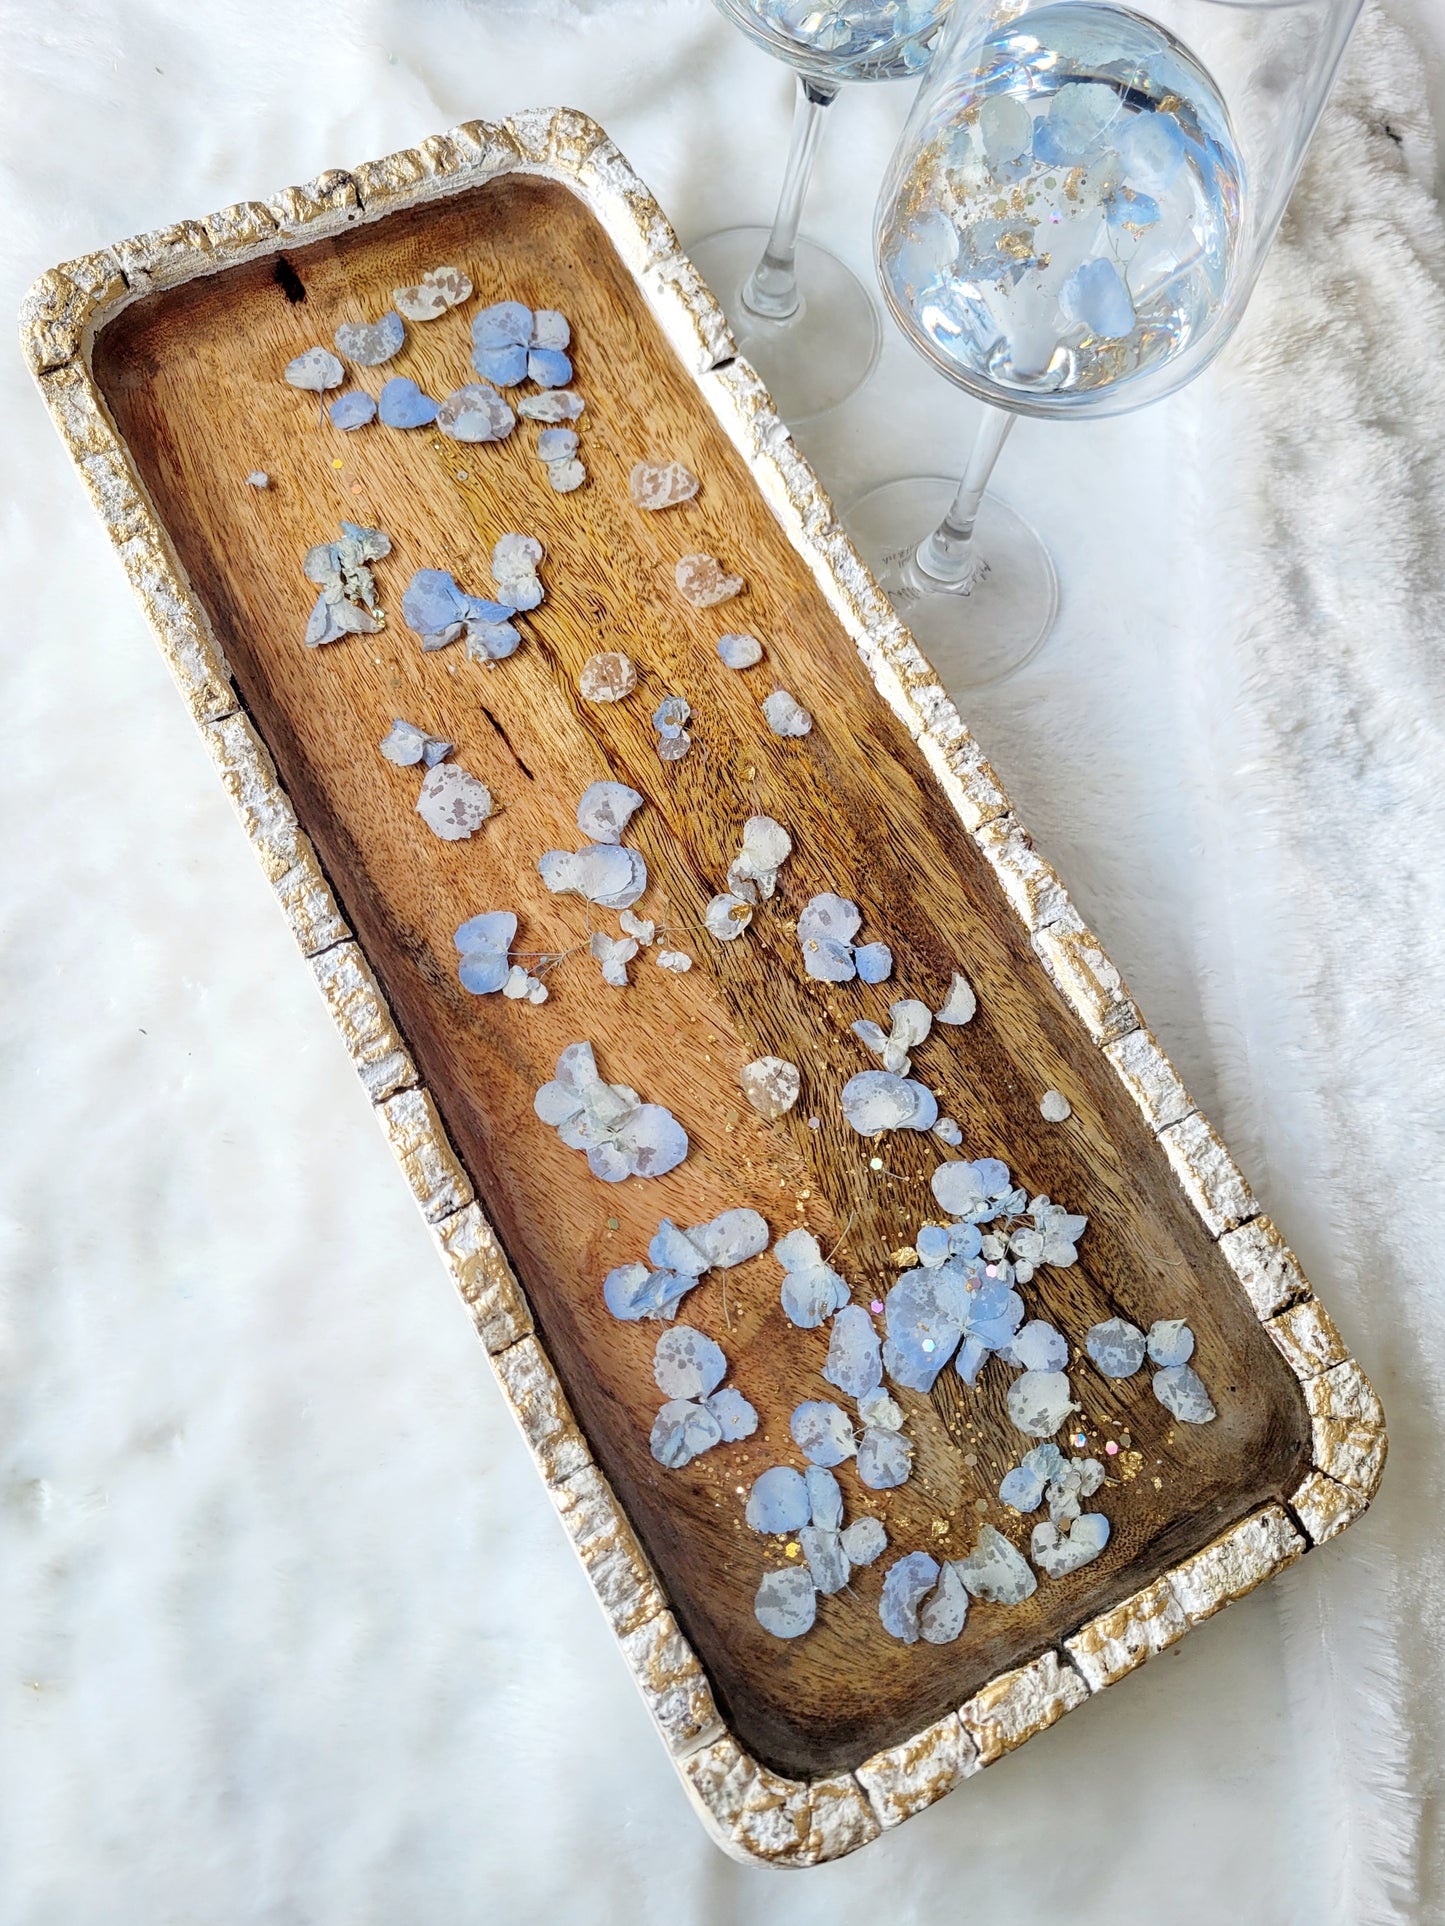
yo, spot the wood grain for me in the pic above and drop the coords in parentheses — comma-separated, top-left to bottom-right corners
(93, 173, 1311, 1779)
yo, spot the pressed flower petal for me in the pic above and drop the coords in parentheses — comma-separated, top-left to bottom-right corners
(754, 1566, 816, 1639)
(790, 1400, 857, 1468)
(654, 1324, 728, 1400)
(745, 1466, 811, 1535)
(879, 1552, 940, 1643)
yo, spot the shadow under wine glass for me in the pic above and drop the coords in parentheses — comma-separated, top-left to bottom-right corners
(848, 0, 1363, 688)
(692, 1, 955, 422)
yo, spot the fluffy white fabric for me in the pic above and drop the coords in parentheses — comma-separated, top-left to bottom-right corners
(2, 2, 1441, 1920)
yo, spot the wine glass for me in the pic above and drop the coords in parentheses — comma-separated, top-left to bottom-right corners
(848, 0, 1363, 686)
(691, 2, 955, 422)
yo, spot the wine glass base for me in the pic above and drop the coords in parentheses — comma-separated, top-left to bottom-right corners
(846, 477, 1059, 690)
(687, 226, 882, 422)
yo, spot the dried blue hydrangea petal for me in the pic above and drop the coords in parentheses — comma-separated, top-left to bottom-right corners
(531, 309, 570, 350)
(653, 1324, 728, 1400)
(576, 781, 644, 845)
(919, 1561, 970, 1645)
(822, 1303, 883, 1400)
(539, 844, 648, 910)
(954, 1523, 1038, 1605)
(417, 763, 492, 841)
(649, 1219, 712, 1278)
(329, 389, 377, 430)
(763, 690, 813, 737)
(1032, 1512, 1111, 1577)
(1005, 1321, 1069, 1373)
(879, 1552, 941, 1643)
(1153, 1363, 1216, 1423)
(775, 1230, 850, 1329)
(804, 1465, 843, 1532)
(857, 1387, 905, 1433)
(465, 620, 522, 663)
(718, 632, 764, 670)
(790, 1400, 857, 1468)
(650, 1398, 723, 1468)
(285, 346, 344, 392)
(837, 1529, 885, 1585)
(453, 910, 518, 995)
(401, 568, 467, 646)
(705, 1387, 759, 1442)
(1147, 1319, 1195, 1367)
(529, 346, 573, 387)
(798, 1526, 851, 1595)
(518, 388, 585, 422)
(472, 343, 529, 387)
(1006, 1370, 1078, 1438)
(381, 719, 429, 764)
(437, 383, 516, 442)
(694, 1209, 770, 1269)
(799, 892, 861, 943)
(854, 943, 893, 985)
(999, 1462, 1046, 1512)
(380, 718, 444, 766)
(535, 427, 579, 461)
(378, 376, 440, 428)
(746, 1466, 811, 1535)
(334, 311, 405, 366)
(1086, 1317, 1146, 1378)
(913, 1224, 951, 1269)
(625, 1106, 689, 1180)
(602, 1262, 653, 1320)
(754, 1566, 816, 1640)
(856, 1428, 913, 1490)
(472, 301, 532, 349)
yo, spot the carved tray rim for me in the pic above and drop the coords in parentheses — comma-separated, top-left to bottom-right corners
(21, 105, 1385, 1866)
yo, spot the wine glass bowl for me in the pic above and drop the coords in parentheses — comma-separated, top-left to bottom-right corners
(850, 0, 1363, 686)
(875, 2, 1247, 418)
(713, 0, 951, 82)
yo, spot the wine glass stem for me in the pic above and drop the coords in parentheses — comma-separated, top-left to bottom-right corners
(915, 408, 1016, 587)
(742, 74, 841, 323)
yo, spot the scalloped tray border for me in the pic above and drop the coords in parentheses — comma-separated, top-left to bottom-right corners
(22, 106, 1386, 1866)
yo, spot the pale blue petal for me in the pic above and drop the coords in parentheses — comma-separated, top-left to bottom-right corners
(746, 1466, 811, 1534)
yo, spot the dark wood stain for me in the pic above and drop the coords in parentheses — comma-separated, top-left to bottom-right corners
(92, 173, 1311, 1778)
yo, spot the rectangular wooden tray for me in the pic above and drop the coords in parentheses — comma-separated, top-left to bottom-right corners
(24, 108, 1385, 1865)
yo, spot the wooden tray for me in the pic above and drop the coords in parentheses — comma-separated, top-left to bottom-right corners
(24, 109, 1385, 1865)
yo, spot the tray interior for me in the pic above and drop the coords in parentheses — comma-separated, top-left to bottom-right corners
(91, 171, 1311, 1778)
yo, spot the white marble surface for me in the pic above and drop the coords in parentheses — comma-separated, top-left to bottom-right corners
(4, 2, 1443, 1920)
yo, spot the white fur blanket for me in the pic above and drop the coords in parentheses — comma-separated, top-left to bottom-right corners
(2, 2, 1440, 1919)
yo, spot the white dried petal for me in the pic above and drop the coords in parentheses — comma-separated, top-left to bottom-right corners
(619, 909, 654, 944)
(933, 1117, 963, 1146)
(547, 456, 587, 493)
(857, 1387, 905, 1432)
(1006, 1370, 1078, 1438)
(245, 470, 269, 488)
(654, 1325, 728, 1400)
(762, 690, 813, 738)
(705, 892, 754, 941)
(1040, 1089, 1072, 1122)
(576, 780, 644, 845)
(517, 388, 585, 422)
(676, 552, 743, 607)
(416, 764, 492, 841)
(589, 930, 639, 987)
(1153, 1363, 1216, 1424)
(579, 652, 637, 702)
(392, 265, 472, 321)
(655, 949, 693, 973)
(1032, 1513, 1111, 1578)
(630, 458, 699, 510)
(740, 1056, 800, 1119)
(954, 1523, 1037, 1605)
(718, 632, 764, 669)
(936, 972, 977, 1025)
(919, 1562, 970, 1645)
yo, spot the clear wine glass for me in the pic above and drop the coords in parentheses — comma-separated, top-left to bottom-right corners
(692, 2, 956, 422)
(849, 0, 1363, 686)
